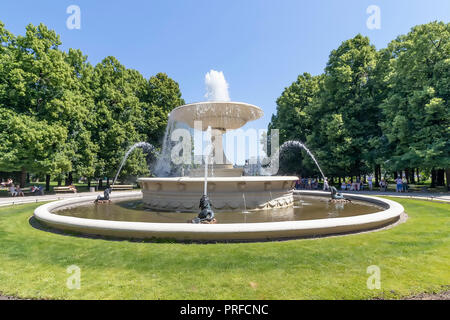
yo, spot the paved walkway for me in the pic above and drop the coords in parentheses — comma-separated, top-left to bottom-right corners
(294, 189, 450, 202)
(0, 189, 448, 208)
(0, 190, 136, 207)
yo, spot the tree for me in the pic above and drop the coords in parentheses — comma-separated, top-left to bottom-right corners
(268, 73, 322, 176)
(90, 57, 149, 182)
(0, 22, 76, 187)
(0, 108, 69, 180)
(140, 72, 185, 146)
(0, 21, 186, 187)
(306, 34, 379, 179)
(380, 22, 450, 187)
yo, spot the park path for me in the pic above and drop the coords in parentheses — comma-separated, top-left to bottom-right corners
(295, 189, 450, 202)
(0, 190, 136, 208)
(0, 189, 448, 208)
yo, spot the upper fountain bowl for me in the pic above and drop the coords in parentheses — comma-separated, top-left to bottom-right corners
(169, 101, 264, 131)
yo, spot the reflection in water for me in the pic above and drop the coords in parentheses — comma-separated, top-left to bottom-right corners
(55, 196, 382, 224)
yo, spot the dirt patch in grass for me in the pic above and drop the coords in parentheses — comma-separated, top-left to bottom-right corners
(0, 294, 20, 300)
(404, 290, 450, 300)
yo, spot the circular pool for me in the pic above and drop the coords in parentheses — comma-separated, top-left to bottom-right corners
(33, 191, 404, 241)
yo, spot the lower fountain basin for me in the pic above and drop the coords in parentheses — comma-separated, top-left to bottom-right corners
(33, 191, 404, 241)
(138, 176, 299, 212)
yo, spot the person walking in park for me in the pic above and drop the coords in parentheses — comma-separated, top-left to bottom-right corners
(396, 176, 403, 193)
(379, 179, 387, 192)
(402, 177, 408, 192)
(323, 178, 329, 191)
(356, 177, 361, 191)
(295, 177, 301, 190)
(368, 175, 373, 191)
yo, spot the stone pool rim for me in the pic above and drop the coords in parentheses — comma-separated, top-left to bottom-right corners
(33, 191, 404, 241)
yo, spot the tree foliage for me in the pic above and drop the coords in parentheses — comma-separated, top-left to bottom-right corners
(0, 21, 184, 185)
(269, 22, 449, 185)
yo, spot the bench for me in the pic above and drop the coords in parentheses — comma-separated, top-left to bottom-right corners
(54, 186, 77, 193)
(111, 185, 134, 190)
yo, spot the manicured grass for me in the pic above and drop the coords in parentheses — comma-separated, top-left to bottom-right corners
(0, 198, 448, 299)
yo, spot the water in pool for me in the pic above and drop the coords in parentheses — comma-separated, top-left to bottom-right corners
(54, 196, 383, 224)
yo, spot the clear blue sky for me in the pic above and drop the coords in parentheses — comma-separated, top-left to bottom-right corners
(1, 0, 449, 132)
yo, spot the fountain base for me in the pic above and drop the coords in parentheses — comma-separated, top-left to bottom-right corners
(138, 176, 298, 212)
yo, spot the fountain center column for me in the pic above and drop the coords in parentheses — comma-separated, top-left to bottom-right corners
(210, 128, 232, 168)
(190, 127, 242, 177)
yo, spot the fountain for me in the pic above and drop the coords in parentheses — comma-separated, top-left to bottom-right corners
(33, 71, 404, 241)
(137, 101, 298, 212)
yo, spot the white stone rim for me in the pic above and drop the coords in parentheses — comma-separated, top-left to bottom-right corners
(33, 191, 404, 239)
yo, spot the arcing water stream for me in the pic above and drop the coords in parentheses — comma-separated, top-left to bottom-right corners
(261, 140, 326, 180)
(112, 142, 155, 187)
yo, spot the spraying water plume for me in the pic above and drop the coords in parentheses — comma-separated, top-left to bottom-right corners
(112, 142, 155, 186)
(260, 140, 326, 180)
(205, 70, 230, 102)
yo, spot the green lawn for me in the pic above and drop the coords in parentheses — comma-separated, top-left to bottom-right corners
(0, 198, 448, 300)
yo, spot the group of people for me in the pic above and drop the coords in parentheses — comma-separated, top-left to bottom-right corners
(1, 179, 45, 197)
(373, 177, 408, 192)
(295, 177, 320, 190)
(295, 175, 409, 193)
(395, 177, 409, 192)
(1, 179, 24, 197)
(340, 177, 366, 191)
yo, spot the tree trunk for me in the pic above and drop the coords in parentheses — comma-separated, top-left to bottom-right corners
(107, 177, 110, 186)
(87, 178, 91, 189)
(375, 165, 379, 187)
(378, 166, 382, 185)
(430, 169, 436, 188)
(445, 168, 450, 191)
(98, 178, 103, 189)
(67, 172, 73, 186)
(57, 177, 62, 187)
(437, 169, 445, 186)
(45, 174, 51, 192)
(20, 168, 26, 188)
(409, 168, 415, 184)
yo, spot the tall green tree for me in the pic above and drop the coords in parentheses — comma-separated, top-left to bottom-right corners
(0, 22, 77, 186)
(306, 34, 379, 179)
(381, 22, 449, 186)
(140, 72, 185, 146)
(268, 73, 322, 176)
(90, 57, 148, 182)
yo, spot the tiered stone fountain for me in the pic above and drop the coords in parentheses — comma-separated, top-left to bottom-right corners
(138, 101, 298, 212)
